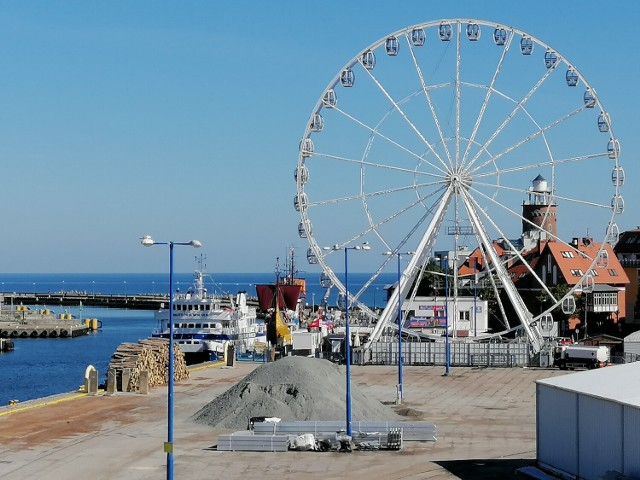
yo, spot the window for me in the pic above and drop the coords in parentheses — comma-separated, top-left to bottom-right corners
(459, 311, 470, 321)
(561, 251, 575, 258)
(609, 269, 619, 276)
(590, 269, 599, 276)
(570, 269, 584, 277)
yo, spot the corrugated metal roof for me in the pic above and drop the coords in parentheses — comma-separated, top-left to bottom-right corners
(537, 362, 640, 408)
(625, 330, 640, 342)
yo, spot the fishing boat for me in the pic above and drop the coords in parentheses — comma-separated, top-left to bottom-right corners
(151, 266, 266, 364)
(255, 248, 306, 357)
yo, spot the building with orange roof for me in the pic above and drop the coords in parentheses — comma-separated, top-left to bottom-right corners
(614, 227, 640, 324)
(535, 237, 628, 334)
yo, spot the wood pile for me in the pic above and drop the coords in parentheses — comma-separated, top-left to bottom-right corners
(108, 338, 189, 391)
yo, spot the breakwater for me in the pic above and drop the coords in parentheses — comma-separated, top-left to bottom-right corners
(1, 292, 259, 310)
(3, 292, 167, 310)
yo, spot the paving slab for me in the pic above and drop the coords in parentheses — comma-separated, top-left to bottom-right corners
(0, 361, 569, 479)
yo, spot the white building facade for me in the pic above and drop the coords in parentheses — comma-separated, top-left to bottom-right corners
(402, 295, 488, 337)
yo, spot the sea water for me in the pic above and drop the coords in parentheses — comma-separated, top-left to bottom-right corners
(0, 307, 155, 406)
(0, 272, 395, 405)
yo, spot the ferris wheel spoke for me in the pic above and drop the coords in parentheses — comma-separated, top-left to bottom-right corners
(467, 184, 562, 243)
(474, 152, 609, 179)
(404, 32, 454, 168)
(358, 61, 450, 171)
(465, 190, 556, 300)
(364, 185, 449, 250)
(362, 192, 449, 285)
(470, 104, 588, 175)
(307, 179, 446, 208)
(551, 192, 612, 210)
(318, 185, 448, 253)
(466, 64, 559, 172)
(336, 189, 451, 303)
(314, 151, 447, 179)
(467, 184, 595, 250)
(470, 184, 595, 264)
(473, 180, 611, 210)
(330, 106, 449, 175)
(455, 22, 461, 169)
(461, 30, 514, 168)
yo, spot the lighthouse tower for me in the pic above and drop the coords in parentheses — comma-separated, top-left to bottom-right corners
(522, 174, 557, 249)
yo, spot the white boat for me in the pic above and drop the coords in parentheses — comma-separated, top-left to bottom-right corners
(151, 269, 266, 362)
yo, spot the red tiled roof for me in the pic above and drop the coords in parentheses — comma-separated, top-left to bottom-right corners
(544, 240, 629, 286)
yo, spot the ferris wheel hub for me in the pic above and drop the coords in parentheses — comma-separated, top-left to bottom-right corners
(447, 169, 472, 192)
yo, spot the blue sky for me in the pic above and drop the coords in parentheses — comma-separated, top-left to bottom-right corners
(0, 1, 637, 274)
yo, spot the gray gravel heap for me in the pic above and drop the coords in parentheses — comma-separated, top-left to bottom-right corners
(192, 356, 400, 430)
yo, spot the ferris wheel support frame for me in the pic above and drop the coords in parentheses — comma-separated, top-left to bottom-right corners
(365, 187, 453, 348)
(461, 188, 544, 353)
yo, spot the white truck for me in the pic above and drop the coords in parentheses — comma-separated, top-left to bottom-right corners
(553, 345, 610, 370)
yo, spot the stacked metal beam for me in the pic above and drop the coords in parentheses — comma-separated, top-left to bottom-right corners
(252, 420, 437, 441)
(217, 431, 289, 452)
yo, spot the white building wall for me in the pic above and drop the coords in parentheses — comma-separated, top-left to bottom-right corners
(624, 405, 640, 478)
(402, 295, 488, 336)
(537, 386, 578, 474)
(578, 396, 623, 479)
(538, 374, 640, 479)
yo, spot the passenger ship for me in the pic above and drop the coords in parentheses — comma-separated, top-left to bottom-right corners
(151, 269, 266, 363)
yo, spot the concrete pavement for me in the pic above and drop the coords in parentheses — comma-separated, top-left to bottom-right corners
(0, 361, 568, 479)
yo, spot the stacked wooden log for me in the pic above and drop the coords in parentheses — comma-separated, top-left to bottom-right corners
(108, 338, 189, 391)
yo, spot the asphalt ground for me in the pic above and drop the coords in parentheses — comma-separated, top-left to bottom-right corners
(0, 361, 568, 479)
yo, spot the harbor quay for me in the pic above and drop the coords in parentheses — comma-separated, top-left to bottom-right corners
(0, 361, 569, 479)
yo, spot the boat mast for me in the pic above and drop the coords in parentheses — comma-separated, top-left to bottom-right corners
(194, 254, 207, 298)
(283, 246, 298, 285)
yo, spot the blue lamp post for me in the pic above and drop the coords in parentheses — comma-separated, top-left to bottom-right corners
(141, 235, 201, 480)
(323, 242, 370, 436)
(384, 251, 414, 404)
(444, 256, 450, 376)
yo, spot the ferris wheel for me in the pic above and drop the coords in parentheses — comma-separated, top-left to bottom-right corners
(294, 19, 623, 352)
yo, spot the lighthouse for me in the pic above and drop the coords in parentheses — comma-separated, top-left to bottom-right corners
(522, 174, 557, 249)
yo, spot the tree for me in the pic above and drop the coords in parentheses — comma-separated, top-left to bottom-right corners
(535, 284, 572, 315)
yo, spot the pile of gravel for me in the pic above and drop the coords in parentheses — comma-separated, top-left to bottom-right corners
(192, 356, 400, 430)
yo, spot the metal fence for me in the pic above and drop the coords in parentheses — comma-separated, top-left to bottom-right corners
(355, 340, 532, 367)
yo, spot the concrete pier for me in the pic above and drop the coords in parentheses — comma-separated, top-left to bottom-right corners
(0, 321, 89, 339)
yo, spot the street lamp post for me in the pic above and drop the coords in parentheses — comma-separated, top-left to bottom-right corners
(323, 242, 370, 436)
(141, 235, 201, 480)
(384, 251, 414, 404)
(444, 256, 450, 376)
